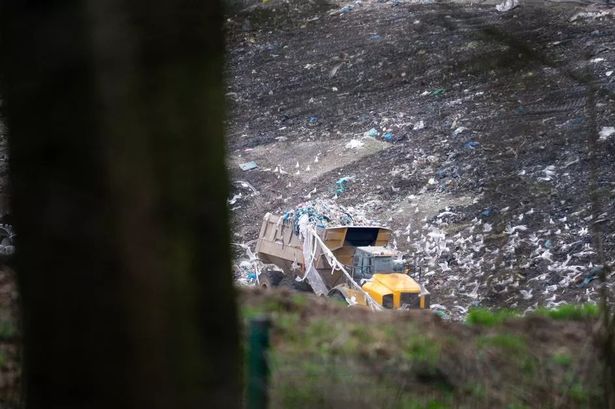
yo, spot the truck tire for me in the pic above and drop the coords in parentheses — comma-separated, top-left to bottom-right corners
(328, 290, 348, 305)
(279, 275, 312, 292)
(259, 269, 284, 288)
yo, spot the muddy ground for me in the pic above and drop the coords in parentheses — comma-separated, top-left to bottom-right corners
(225, 0, 615, 318)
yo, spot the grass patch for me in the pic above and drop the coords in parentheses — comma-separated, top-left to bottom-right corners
(506, 404, 529, 409)
(398, 398, 451, 409)
(534, 304, 599, 321)
(568, 383, 589, 404)
(290, 293, 309, 307)
(476, 334, 527, 353)
(240, 290, 604, 408)
(551, 352, 572, 367)
(404, 336, 440, 365)
(467, 383, 486, 399)
(466, 308, 519, 326)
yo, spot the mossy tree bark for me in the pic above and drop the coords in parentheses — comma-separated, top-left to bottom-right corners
(0, 1, 240, 408)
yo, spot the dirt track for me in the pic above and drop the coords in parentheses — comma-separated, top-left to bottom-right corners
(225, 0, 615, 318)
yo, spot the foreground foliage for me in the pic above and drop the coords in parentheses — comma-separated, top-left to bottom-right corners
(465, 304, 600, 326)
(241, 289, 605, 409)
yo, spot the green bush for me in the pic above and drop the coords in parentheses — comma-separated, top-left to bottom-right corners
(534, 304, 599, 321)
(466, 308, 519, 326)
(477, 334, 527, 353)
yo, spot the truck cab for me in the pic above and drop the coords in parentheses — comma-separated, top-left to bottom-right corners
(351, 246, 405, 279)
(349, 246, 429, 309)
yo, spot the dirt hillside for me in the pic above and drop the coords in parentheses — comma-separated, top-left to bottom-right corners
(225, 0, 615, 319)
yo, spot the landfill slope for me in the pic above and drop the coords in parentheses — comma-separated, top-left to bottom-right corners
(225, 0, 615, 319)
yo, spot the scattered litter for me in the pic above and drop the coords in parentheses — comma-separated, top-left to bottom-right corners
(505, 224, 528, 234)
(308, 116, 319, 126)
(480, 208, 494, 218)
(366, 128, 379, 138)
(227, 2, 615, 320)
(383, 131, 394, 142)
(599, 126, 615, 141)
(0, 225, 15, 257)
(232, 243, 260, 287)
(336, 176, 354, 196)
(570, 10, 615, 22)
(228, 194, 242, 205)
(453, 127, 467, 137)
(239, 161, 258, 171)
(413, 120, 425, 130)
(540, 165, 556, 181)
(233, 180, 259, 195)
(329, 62, 344, 78)
(464, 141, 480, 150)
(228, 180, 260, 211)
(576, 266, 602, 288)
(345, 139, 365, 149)
(338, 5, 353, 14)
(431, 88, 445, 97)
(495, 0, 519, 12)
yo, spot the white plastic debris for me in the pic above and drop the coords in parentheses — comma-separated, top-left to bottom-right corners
(228, 193, 242, 205)
(345, 139, 365, 149)
(413, 120, 425, 130)
(495, 0, 519, 12)
(599, 126, 615, 141)
(570, 10, 614, 22)
(239, 161, 258, 171)
(452, 126, 467, 137)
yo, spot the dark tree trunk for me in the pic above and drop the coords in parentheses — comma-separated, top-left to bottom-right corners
(0, 1, 240, 409)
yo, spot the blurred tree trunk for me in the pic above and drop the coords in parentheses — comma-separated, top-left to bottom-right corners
(0, 1, 240, 409)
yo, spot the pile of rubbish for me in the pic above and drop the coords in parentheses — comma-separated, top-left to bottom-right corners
(233, 199, 381, 289)
(281, 198, 376, 234)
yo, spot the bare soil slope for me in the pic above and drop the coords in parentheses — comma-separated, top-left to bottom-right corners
(226, 0, 615, 318)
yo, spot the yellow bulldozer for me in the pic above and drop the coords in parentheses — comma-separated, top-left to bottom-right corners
(254, 213, 430, 310)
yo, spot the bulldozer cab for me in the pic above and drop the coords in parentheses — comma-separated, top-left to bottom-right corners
(352, 246, 405, 280)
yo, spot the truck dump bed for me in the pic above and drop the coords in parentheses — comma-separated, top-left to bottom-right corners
(255, 213, 392, 289)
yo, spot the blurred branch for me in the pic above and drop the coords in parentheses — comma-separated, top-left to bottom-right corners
(0, 1, 241, 408)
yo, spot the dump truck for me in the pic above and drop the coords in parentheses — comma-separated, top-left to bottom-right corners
(254, 213, 430, 310)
